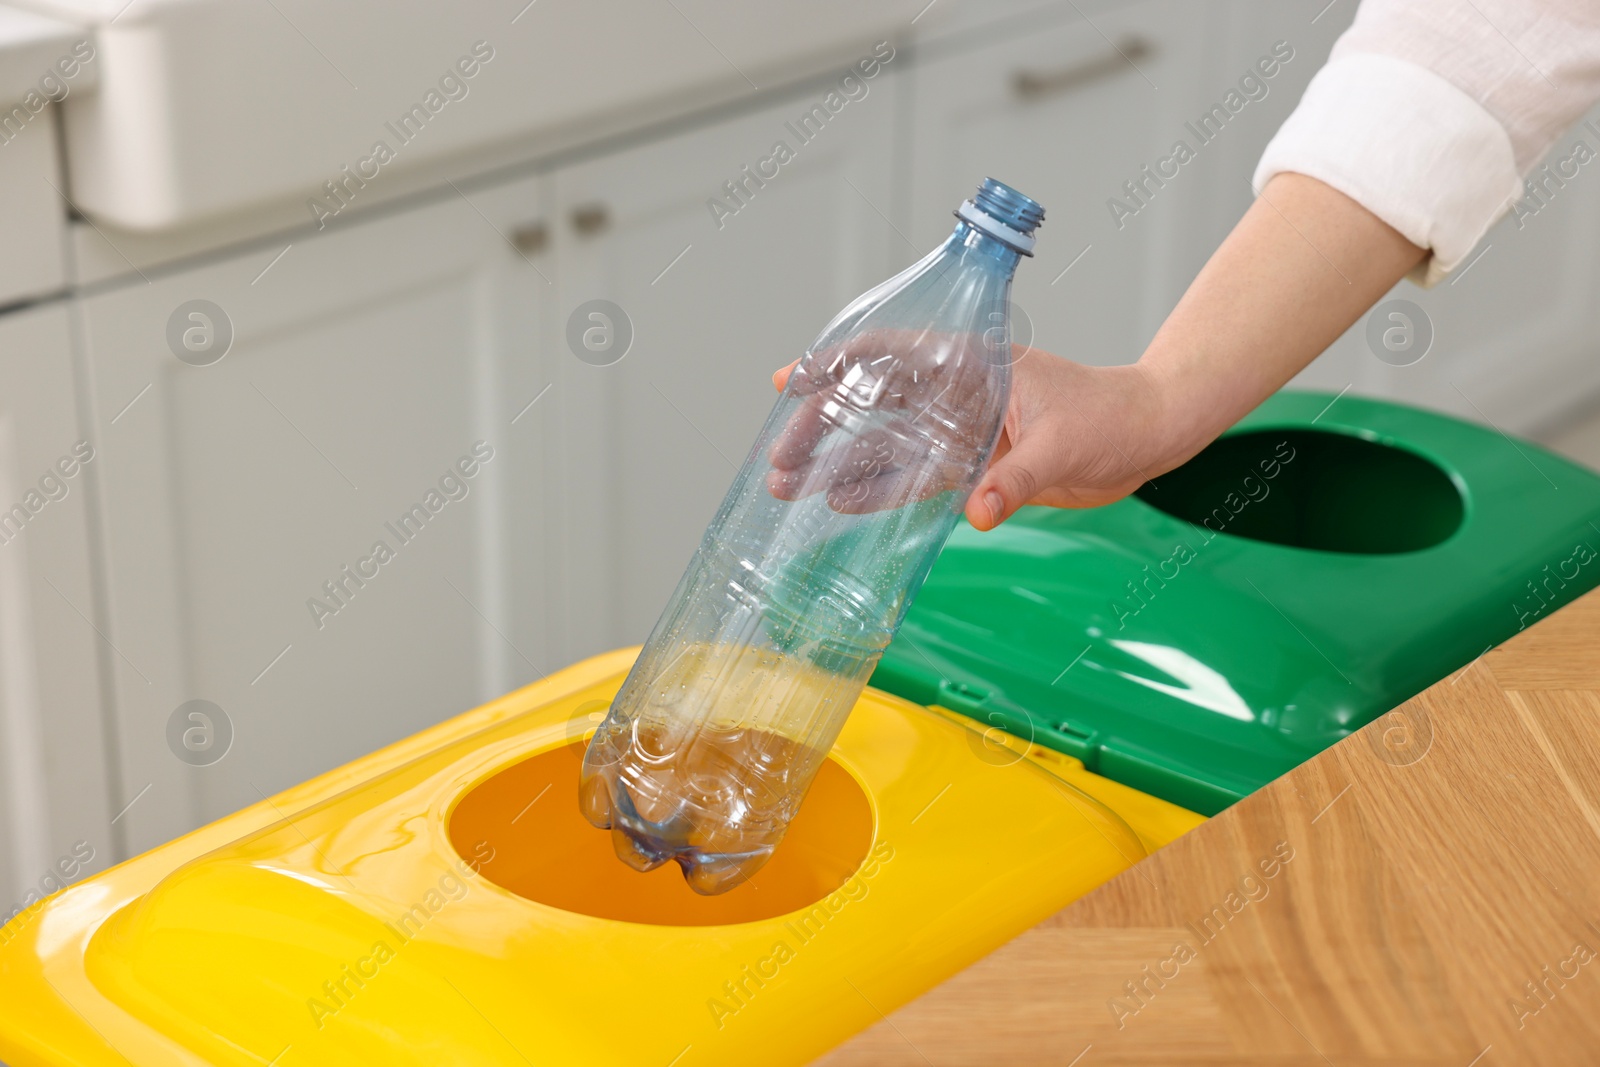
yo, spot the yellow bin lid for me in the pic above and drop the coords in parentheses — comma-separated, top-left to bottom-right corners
(0, 648, 1186, 1066)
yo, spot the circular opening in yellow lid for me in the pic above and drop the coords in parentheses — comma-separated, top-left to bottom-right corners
(448, 741, 874, 925)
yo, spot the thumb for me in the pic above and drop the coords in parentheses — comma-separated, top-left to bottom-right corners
(966, 435, 1052, 531)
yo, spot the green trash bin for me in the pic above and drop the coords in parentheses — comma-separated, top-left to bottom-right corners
(871, 391, 1600, 816)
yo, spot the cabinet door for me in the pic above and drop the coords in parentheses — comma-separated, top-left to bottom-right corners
(907, 0, 1221, 368)
(79, 188, 558, 853)
(549, 73, 901, 644)
(0, 303, 112, 906)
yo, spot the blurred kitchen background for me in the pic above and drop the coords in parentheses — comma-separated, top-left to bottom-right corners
(2, 0, 1598, 905)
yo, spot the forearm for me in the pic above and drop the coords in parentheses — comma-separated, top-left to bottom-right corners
(1138, 172, 1426, 469)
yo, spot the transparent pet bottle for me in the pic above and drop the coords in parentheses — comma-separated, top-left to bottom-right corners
(580, 178, 1045, 894)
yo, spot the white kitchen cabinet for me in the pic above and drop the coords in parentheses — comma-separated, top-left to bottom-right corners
(75, 189, 563, 853)
(545, 70, 901, 643)
(30, 0, 909, 232)
(0, 302, 112, 911)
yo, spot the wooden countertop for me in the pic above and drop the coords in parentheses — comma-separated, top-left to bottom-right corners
(819, 589, 1600, 1067)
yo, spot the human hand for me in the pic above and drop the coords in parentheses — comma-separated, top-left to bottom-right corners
(768, 173, 1430, 532)
(771, 337, 1175, 531)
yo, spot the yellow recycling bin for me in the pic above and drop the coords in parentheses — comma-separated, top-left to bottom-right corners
(0, 648, 1201, 1066)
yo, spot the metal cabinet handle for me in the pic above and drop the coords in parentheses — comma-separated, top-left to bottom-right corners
(511, 221, 549, 255)
(1012, 35, 1154, 100)
(570, 203, 611, 236)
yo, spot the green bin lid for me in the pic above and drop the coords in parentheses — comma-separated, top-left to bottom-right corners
(872, 391, 1600, 815)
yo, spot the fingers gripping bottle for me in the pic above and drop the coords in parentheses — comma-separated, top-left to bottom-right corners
(580, 178, 1044, 894)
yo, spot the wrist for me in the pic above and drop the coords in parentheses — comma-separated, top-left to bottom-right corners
(1130, 346, 1230, 478)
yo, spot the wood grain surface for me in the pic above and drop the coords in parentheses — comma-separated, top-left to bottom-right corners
(817, 590, 1600, 1066)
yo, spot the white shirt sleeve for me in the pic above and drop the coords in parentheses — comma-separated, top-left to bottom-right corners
(1252, 0, 1600, 286)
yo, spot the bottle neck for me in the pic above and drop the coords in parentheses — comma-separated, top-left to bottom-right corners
(943, 220, 1024, 276)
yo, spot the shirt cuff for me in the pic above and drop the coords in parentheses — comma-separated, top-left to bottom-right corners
(1252, 52, 1523, 287)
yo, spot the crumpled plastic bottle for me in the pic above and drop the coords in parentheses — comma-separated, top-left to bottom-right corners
(580, 178, 1045, 893)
